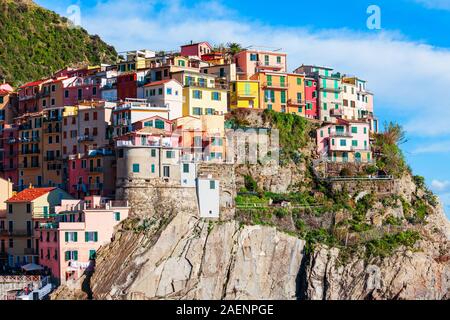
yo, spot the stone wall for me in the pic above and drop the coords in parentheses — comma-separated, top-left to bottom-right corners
(330, 178, 395, 195)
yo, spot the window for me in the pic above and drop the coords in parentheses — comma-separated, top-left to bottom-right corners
(323, 103, 327, 110)
(264, 55, 269, 65)
(166, 151, 175, 159)
(155, 119, 165, 129)
(364, 127, 367, 134)
(85, 231, 98, 242)
(93, 87, 97, 95)
(267, 104, 272, 110)
(93, 127, 98, 136)
(163, 166, 170, 177)
(352, 140, 358, 147)
(132, 164, 140, 173)
(151, 149, 156, 157)
(211, 92, 220, 101)
(158, 88, 163, 95)
(340, 140, 347, 147)
(277, 56, 282, 64)
(89, 250, 97, 260)
(151, 164, 155, 173)
(65, 232, 78, 242)
(144, 121, 153, 127)
(183, 163, 189, 173)
(26, 204, 31, 213)
(210, 180, 216, 189)
(351, 127, 358, 134)
(167, 88, 172, 95)
(250, 53, 257, 61)
(8, 204, 12, 214)
(206, 108, 214, 115)
(297, 78, 302, 85)
(194, 136, 202, 147)
(93, 112, 98, 120)
(193, 107, 202, 115)
(64, 250, 78, 261)
(280, 91, 286, 104)
(320, 131, 324, 138)
(193, 90, 202, 99)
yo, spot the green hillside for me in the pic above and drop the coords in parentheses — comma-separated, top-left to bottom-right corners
(0, 0, 117, 86)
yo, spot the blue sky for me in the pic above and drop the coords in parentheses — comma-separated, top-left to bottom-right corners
(35, 0, 450, 218)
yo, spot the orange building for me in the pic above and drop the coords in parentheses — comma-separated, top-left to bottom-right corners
(42, 107, 64, 189)
(286, 73, 306, 116)
(16, 112, 44, 190)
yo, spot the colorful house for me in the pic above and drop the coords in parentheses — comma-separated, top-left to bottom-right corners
(234, 49, 287, 80)
(62, 101, 113, 157)
(16, 112, 44, 190)
(4, 187, 73, 268)
(1, 125, 19, 186)
(304, 77, 319, 119)
(18, 80, 50, 114)
(63, 76, 100, 106)
(42, 108, 64, 189)
(316, 119, 372, 163)
(68, 148, 116, 199)
(171, 71, 228, 117)
(287, 73, 306, 116)
(37, 196, 129, 284)
(294, 65, 342, 123)
(180, 41, 213, 58)
(250, 72, 289, 113)
(230, 80, 260, 110)
(143, 79, 183, 120)
(0, 178, 13, 265)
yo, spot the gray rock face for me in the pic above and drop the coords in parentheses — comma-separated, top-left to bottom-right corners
(71, 213, 305, 300)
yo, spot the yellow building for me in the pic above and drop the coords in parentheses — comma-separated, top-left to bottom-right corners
(172, 71, 228, 117)
(230, 80, 260, 110)
(5, 187, 72, 267)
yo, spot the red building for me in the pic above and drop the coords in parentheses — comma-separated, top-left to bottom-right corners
(117, 73, 137, 101)
(63, 76, 101, 106)
(304, 77, 318, 119)
(180, 41, 213, 58)
(68, 149, 116, 199)
(18, 80, 48, 114)
(1, 125, 19, 188)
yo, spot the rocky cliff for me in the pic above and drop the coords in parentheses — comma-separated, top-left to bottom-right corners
(52, 111, 450, 300)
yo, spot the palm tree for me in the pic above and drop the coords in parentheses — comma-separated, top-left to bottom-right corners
(226, 42, 242, 55)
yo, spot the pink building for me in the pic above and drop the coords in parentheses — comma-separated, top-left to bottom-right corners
(234, 49, 287, 80)
(68, 149, 116, 199)
(180, 41, 213, 58)
(317, 119, 372, 163)
(37, 196, 129, 284)
(304, 77, 319, 119)
(63, 76, 101, 106)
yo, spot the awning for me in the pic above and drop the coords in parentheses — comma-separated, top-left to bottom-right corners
(21, 263, 44, 272)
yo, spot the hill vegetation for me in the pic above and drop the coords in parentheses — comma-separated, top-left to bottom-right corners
(0, 0, 117, 86)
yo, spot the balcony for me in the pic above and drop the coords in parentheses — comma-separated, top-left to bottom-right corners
(262, 82, 288, 89)
(19, 163, 40, 169)
(21, 149, 41, 155)
(43, 127, 62, 134)
(236, 91, 258, 98)
(329, 130, 352, 138)
(19, 136, 40, 143)
(321, 86, 342, 93)
(5, 230, 33, 237)
(287, 98, 305, 106)
(78, 135, 94, 142)
(330, 108, 344, 117)
(24, 248, 38, 255)
(89, 167, 103, 173)
(256, 61, 284, 70)
(6, 138, 17, 144)
(44, 156, 62, 162)
(89, 183, 103, 191)
(43, 116, 62, 123)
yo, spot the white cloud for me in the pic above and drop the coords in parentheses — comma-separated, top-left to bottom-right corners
(43, 0, 450, 137)
(413, 0, 450, 10)
(431, 179, 450, 192)
(412, 140, 450, 154)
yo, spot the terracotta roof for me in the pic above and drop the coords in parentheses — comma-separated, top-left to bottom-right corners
(143, 79, 173, 87)
(19, 79, 47, 89)
(6, 187, 56, 203)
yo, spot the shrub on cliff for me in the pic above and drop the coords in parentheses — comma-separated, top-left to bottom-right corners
(365, 230, 421, 258)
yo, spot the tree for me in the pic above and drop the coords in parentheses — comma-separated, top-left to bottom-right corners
(226, 42, 242, 55)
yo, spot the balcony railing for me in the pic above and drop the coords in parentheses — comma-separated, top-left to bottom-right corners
(262, 82, 288, 89)
(43, 116, 62, 123)
(287, 98, 305, 106)
(236, 91, 258, 98)
(256, 61, 284, 69)
(89, 183, 103, 190)
(330, 108, 344, 116)
(321, 86, 342, 93)
(329, 130, 352, 138)
(89, 167, 103, 173)
(44, 156, 62, 162)
(19, 163, 40, 169)
(19, 137, 40, 143)
(78, 135, 94, 142)
(43, 127, 61, 134)
(21, 149, 41, 155)
(4, 230, 33, 237)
